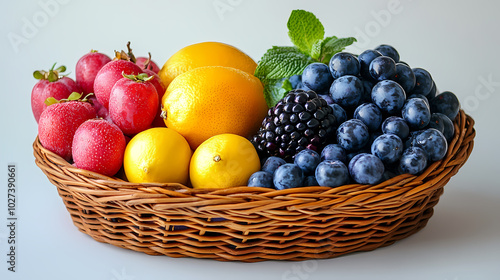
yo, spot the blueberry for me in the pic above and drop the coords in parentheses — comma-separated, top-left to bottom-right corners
(413, 128, 448, 162)
(394, 63, 416, 93)
(353, 103, 383, 132)
(428, 113, 454, 142)
(329, 75, 363, 109)
(262, 156, 287, 174)
(315, 160, 349, 187)
(368, 130, 383, 147)
(399, 146, 428, 175)
(360, 78, 375, 104)
(303, 175, 319, 187)
(404, 130, 425, 149)
(427, 113, 445, 134)
(427, 81, 438, 100)
(374, 44, 400, 63)
(247, 171, 274, 188)
(407, 94, 429, 107)
(430, 91, 460, 121)
(301, 63, 333, 95)
(358, 49, 382, 79)
(412, 68, 433, 96)
(321, 144, 347, 163)
(381, 116, 410, 140)
(369, 56, 397, 81)
(371, 134, 404, 164)
(328, 103, 347, 126)
(336, 119, 370, 152)
(319, 94, 334, 105)
(329, 52, 360, 79)
(348, 153, 385, 184)
(294, 149, 321, 175)
(289, 74, 302, 89)
(401, 98, 431, 130)
(273, 163, 304, 189)
(371, 80, 406, 115)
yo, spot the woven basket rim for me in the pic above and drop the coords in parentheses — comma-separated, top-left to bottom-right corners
(33, 110, 475, 209)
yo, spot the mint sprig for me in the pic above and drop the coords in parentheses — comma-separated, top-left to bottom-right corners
(255, 10, 357, 108)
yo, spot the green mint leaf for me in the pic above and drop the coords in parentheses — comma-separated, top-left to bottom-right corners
(281, 78, 293, 92)
(255, 46, 312, 107)
(310, 38, 325, 60)
(319, 36, 357, 64)
(262, 79, 288, 108)
(287, 9, 325, 55)
(255, 46, 312, 81)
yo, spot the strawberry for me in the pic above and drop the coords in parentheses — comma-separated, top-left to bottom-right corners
(38, 93, 97, 161)
(31, 64, 80, 123)
(75, 50, 112, 94)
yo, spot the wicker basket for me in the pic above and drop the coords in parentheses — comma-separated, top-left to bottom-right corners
(33, 110, 475, 262)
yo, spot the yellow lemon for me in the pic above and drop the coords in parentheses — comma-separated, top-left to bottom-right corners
(161, 66, 268, 150)
(124, 127, 192, 184)
(190, 134, 261, 189)
(158, 41, 257, 89)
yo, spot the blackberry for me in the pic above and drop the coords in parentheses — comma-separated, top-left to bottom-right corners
(252, 89, 336, 161)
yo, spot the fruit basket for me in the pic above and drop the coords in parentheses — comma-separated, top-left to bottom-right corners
(33, 109, 475, 262)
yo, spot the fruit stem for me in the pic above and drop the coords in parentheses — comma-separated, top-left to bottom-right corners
(113, 41, 137, 63)
(213, 155, 222, 162)
(144, 52, 153, 70)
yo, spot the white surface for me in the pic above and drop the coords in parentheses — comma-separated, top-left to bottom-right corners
(1, 0, 499, 279)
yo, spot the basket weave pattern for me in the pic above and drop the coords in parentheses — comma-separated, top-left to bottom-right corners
(33, 110, 475, 262)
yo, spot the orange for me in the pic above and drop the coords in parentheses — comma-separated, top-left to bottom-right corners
(190, 134, 261, 189)
(158, 42, 257, 89)
(161, 66, 268, 149)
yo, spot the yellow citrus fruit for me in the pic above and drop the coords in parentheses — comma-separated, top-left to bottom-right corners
(161, 65, 268, 149)
(158, 42, 257, 89)
(123, 127, 192, 184)
(190, 134, 261, 189)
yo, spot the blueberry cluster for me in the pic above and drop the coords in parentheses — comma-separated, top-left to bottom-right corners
(249, 44, 461, 189)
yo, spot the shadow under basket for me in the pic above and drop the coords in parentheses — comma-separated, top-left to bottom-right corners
(33, 110, 475, 262)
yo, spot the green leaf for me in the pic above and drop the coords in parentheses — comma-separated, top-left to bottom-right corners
(281, 78, 293, 92)
(254, 46, 312, 81)
(47, 71, 58, 82)
(319, 36, 357, 64)
(55, 65, 66, 73)
(254, 46, 312, 107)
(310, 38, 325, 60)
(67, 92, 82, 101)
(44, 97, 59, 106)
(33, 70, 44, 80)
(287, 10, 325, 55)
(262, 79, 288, 108)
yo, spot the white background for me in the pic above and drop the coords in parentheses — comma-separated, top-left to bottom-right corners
(1, 0, 499, 279)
